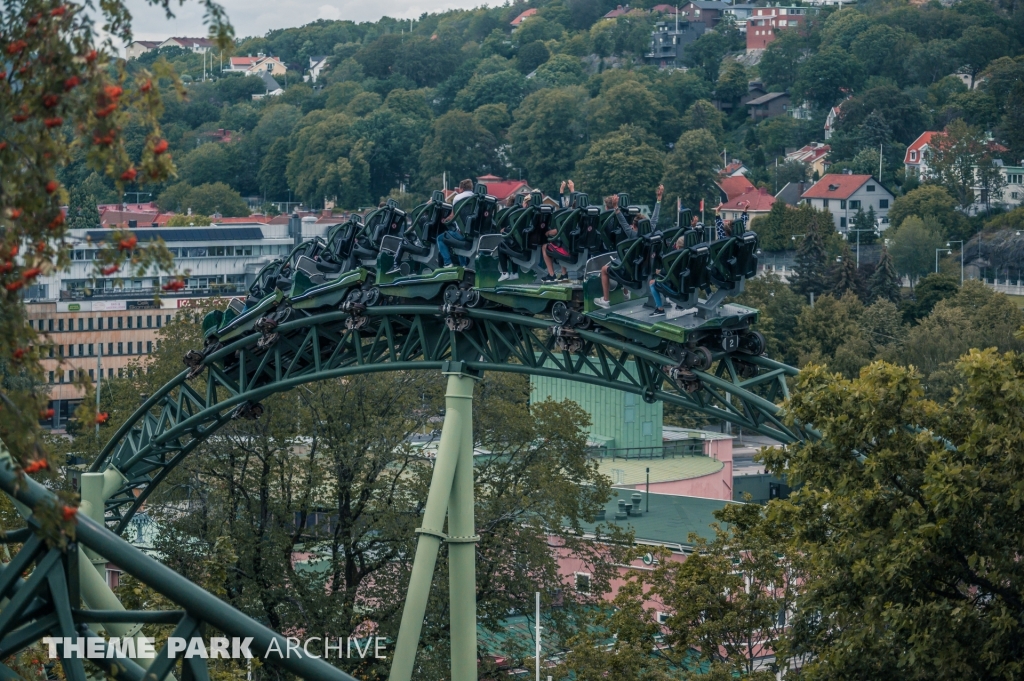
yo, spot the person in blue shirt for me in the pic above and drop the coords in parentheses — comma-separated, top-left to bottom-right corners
(593, 185, 662, 308)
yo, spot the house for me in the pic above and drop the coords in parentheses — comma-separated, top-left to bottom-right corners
(800, 172, 894, 232)
(723, 3, 757, 28)
(775, 181, 808, 207)
(717, 175, 756, 203)
(475, 175, 531, 202)
(718, 187, 776, 222)
(125, 40, 161, 60)
(679, 1, 731, 27)
(973, 162, 1024, 213)
(715, 80, 766, 114)
(746, 6, 813, 51)
(823, 97, 849, 140)
(785, 143, 831, 177)
(747, 92, 791, 121)
(196, 128, 234, 146)
(157, 37, 216, 54)
(645, 21, 707, 69)
(226, 54, 287, 77)
(651, 4, 680, 14)
(306, 56, 329, 84)
(510, 8, 537, 28)
(603, 4, 632, 19)
(720, 161, 751, 178)
(904, 131, 938, 179)
(251, 71, 284, 100)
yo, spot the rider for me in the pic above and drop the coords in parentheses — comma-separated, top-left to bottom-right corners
(593, 185, 662, 309)
(498, 192, 529, 282)
(540, 179, 577, 282)
(437, 179, 475, 268)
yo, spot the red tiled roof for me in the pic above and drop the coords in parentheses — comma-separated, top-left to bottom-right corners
(604, 5, 630, 18)
(229, 57, 259, 66)
(478, 178, 530, 201)
(786, 144, 830, 164)
(213, 216, 270, 224)
(717, 176, 756, 201)
(719, 187, 775, 212)
(652, 4, 680, 13)
(99, 210, 176, 227)
(800, 174, 873, 200)
(511, 8, 538, 26)
(904, 131, 937, 164)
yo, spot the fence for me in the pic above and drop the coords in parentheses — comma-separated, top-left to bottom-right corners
(588, 441, 705, 460)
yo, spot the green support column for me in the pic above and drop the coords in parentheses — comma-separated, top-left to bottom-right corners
(389, 362, 479, 681)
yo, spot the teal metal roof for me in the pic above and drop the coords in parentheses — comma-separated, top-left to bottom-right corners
(581, 489, 738, 548)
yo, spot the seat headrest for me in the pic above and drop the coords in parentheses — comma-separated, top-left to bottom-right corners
(474, 183, 487, 195)
(431, 190, 445, 202)
(572, 192, 589, 208)
(386, 198, 400, 209)
(617, 193, 631, 208)
(585, 206, 600, 216)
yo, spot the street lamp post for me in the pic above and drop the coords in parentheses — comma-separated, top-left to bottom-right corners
(844, 228, 875, 267)
(946, 240, 964, 284)
(936, 248, 952, 274)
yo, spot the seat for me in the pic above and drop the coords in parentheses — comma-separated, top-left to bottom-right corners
(450, 183, 499, 263)
(707, 226, 759, 291)
(497, 191, 554, 274)
(548, 202, 605, 276)
(606, 219, 663, 291)
(655, 230, 712, 304)
(227, 298, 245, 315)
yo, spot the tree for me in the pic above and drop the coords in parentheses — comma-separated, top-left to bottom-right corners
(660, 129, 720, 218)
(589, 80, 676, 143)
(790, 216, 830, 300)
(733, 272, 807, 365)
(533, 54, 586, 88)
(900, 272, 959, 323)
(759, 30, 803, 91)
(680, 99, 724, 141)
(831, 243, 861, 299)
(714, 61, 748, 110)
(868, 246, 902, 304)
(418, 110, 500, 187)
(515, 40, 550, 74)
(763, 350, 1024, 679)
(792, 292, 870, 376)
(849, 24, 917, 86)
(682, 31, 731, 82)
(750, 200, 792, 252)
(648, 502, 798, 680)
(67, 185, 101, 230)
(793, 47, 865, 110)
(927, 118, 1004, 210)
(509, 87, 589, 192)
(453, 69, 528, 112)
(352, 108, 429, 201)
(888, 184, 960, 232)
(574, 126, 665, 205)
(889, 216, 943, 291)
(955, 25, 1009, 82)
(164, 213, 212, 226)
(159, 182, 249, 217)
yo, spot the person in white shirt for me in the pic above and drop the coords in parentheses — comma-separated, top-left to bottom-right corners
(438, 179, 475, 267)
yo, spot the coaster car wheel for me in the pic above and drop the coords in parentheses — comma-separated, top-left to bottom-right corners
(362, 287, 382, 307)
(551, 301, 571, 326)
(443, 284, 462, 306)
(739, 330, 766, 356)
(690, 346, 713, 371)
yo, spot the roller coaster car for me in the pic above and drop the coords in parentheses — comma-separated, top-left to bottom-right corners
(583, 222, 764, 369)
(374, 184, 497, 306)
(288, 217, 372, 312)
(202, 258, 285, 344)
(349, 199, 408, 271)
(476, 193, 607, 322)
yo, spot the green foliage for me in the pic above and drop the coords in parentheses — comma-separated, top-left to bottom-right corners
(509, 87, 589, 191)
(790, 213, 832, 299)
(793, 292, 871, 377)
(164, 213, 212, 226)
(793, 47, 865, 110)
(418, 110, 500, 187)
(733, 272, 806, 364)
(764, 349, 1024, 678)
(516, 40, 551, 74)
(900, 272, 960, 323)
(575, 125, 665, 204)
(157, 182, 249, 217)
(888, 184, 961, 234)
(533, 54, 586, 88)
(660, 128, 720, 216)
(889, 215, 944, 287)
(927, 118, 1007, 211)
(759, 31, 803, 92)
(682, 31, 731, 83)
(868, 246, 902, 305)
(680, 99, 723, 142)
(67, 185, 101, 230)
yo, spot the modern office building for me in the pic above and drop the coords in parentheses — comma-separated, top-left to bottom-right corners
(28, 215, 337, 427)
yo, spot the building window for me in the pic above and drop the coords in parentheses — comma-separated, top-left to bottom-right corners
(575, 573, 591, 594)
(879, 199, 889, 209)
(117, 342, 123, 355)
(165, 315, 171, 325)
(840, 200, 846, 209)
(118, 368, 123, 378)
(68, 370, 74, 382)
(48, 319, 54, 332)
(147, 315, 153, 328)
(849, 200, 861, 210)
(78, 318, 83, 331)
(910, 151, 917, 161)
(866, 185, 875, 192)
(68, 344, 74, 357)
(58, 319, 64, 332)
(821, 199, 828, 208)
(156, 315, 162, 328)
(78, 344, 84, 356)
(840, 217, 847, 228)
(118, 317, 123, 329)
(137, 316, 142, 328)
(89, 369, 94, 381)
(1008, 173, 1023, 184)
(48, 346, 54, 358)
(49, 371, 54, 384)
(88, 318, 94, 331)
(147, 341, 153, 354)
(108, 368, 113, 378)
(657, 612, 670, 624)
(128, 342, 133, 354)
(88, 344, 94, 356)
(107, 342, 113, 356)
(127, 316, 133, 329)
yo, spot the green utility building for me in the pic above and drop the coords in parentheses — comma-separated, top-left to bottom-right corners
(530, 360, 663, 451)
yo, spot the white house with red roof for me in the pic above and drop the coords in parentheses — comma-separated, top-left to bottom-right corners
(225, 54, 287, 77)
(475, 175, 532, 202)
(785, 143, 830, 177)
(510, 8, 538, 28)
(800, 172, 894, 232)
(904, 131, 938, 179)
(719, 160, 750, 177)
(823, 97, 850, 140)
(717, 187, 776, 222)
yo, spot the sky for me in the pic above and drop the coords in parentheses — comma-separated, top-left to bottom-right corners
(121, 0, 490, 48)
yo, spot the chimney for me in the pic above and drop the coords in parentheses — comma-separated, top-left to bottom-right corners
(631, 492, 643, 515)
(288, 212, 301, 246)
(615, 499, 628, 520)
(128, 219, 137, 228)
